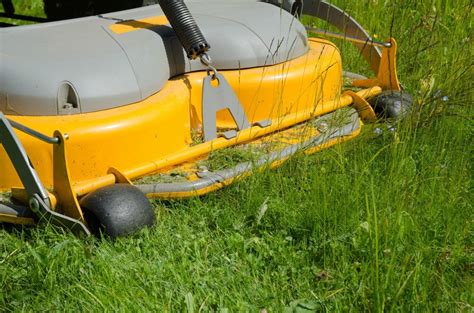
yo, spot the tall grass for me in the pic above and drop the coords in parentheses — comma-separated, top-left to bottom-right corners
(1, 0, 472, 311)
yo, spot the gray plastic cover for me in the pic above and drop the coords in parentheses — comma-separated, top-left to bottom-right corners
(0, 1, 308, 116)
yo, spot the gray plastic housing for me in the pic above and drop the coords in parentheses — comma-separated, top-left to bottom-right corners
(0, 1, 307, 116)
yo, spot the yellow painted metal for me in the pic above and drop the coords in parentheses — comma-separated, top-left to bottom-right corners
(10, 188, 57, 209)
(0, 37, 386, 219)
(108, 168, 133, 185)
(188, 38, 344, 130)
(74, 86, 381, 196)
(0, 39, 344, 192)
(109, 16, 169, 34)
(10, 187, 28, 204)
(52, 132, 85, 222)
(344, 90, 377, 122)
(377, 38, 401, 91)
(0, 83, 192, 191)
(352, 38, 401, 91)
(0, 213, 35, 226)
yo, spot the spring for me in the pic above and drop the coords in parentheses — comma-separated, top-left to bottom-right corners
(157, 0, 210, 60)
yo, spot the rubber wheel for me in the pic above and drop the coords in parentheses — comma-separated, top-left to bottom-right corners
(80, 184, 155, 238)
(369, 90, 413, 120)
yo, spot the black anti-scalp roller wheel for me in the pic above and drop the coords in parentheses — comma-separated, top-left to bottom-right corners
(157, 0, 210, 60)
(80, 184, 155, 238)
(369, 91, 413, 120)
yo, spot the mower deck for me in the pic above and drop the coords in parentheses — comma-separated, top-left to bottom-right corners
(0, 38, 353, 192)
(0, 1, 405, 236)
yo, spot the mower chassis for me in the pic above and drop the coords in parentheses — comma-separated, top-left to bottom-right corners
(0, 1, 402, 235)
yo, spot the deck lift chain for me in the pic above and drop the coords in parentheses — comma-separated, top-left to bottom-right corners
(0, 0, 400, 235)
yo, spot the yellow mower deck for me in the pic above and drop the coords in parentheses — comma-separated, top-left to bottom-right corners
(0, 29, 401, 233)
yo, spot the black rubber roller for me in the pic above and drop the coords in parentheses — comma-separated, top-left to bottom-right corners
(157, 0, 210, 60)
(80, 184, 155, 238)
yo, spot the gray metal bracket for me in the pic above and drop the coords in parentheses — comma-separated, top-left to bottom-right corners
(202, 73, 251, 141)
(253, 119, 272, 128)
(30, 194, 90, 235)
(0, 113, 89, 235)
(219, 130, 238, 140)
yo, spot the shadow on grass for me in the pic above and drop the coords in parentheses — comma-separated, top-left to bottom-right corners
(0, 221, 36, 239)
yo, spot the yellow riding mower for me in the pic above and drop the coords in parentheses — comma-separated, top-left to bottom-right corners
(0, 0, 412, 237)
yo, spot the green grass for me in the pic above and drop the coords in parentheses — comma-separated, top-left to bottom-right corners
(1, 0, 473, 311)
(0, 0, 45, 26)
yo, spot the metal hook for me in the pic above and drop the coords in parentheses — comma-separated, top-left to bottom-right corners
(200, 53, 218, 80)
(206, 65, 218, 80)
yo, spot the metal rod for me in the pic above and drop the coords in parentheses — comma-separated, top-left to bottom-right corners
(306, 27, 392, 48)
(7, 119, 59, 144)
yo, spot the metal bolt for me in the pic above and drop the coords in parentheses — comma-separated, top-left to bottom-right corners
(29, 198, 40, 213)
(198, 165, 209, 172)
(374, 128, 383, 135)
(317, 122, 329, 133)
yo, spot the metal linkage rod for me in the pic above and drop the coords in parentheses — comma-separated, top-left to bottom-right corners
(8, 118, 59, 144)
(306, 27, 392, 48)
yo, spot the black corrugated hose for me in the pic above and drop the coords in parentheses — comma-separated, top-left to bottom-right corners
(157, 0, 210, 60)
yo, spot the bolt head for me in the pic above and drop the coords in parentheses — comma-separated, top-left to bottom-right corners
(29, 198, 40, 213)
(317, 122, 329, 133)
